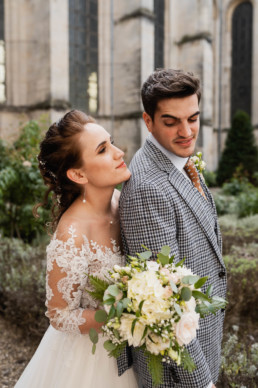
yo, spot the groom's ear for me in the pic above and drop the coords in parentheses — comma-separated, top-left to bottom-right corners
(142, 112, 153, 133)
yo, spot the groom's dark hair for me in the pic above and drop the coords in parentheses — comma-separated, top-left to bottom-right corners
(141, 68, 201, 120)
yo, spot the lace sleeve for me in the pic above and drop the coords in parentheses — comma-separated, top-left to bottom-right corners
(45, 225, 89, 334)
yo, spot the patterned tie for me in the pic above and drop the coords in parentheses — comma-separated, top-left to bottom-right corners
(184, 158, 207, 200)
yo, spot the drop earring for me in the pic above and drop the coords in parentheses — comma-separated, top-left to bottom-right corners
(82, 188, 86, 203)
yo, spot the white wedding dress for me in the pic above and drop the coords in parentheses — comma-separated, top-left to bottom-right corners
(14, 225, 137, 388)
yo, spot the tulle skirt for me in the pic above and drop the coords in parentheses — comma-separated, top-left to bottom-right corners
(14, 325, 138, 388)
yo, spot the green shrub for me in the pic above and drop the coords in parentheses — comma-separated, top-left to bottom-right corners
(214, 194, 238, 216)
(0, 121, 50, 242)
(237, 190, 258, 218)
(0, 237, 49, 337)
(217, 111, 258, 186)
(222, 177, 254, 196)
(203, 170, 217, 187)
(218, 329, 258, 388)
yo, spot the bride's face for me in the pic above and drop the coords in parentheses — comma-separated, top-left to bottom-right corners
(79, 123, 131, 188)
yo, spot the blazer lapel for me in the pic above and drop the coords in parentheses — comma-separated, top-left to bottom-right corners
(143, 140, 224, 267)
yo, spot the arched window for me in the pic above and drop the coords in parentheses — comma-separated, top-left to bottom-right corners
(231, 1, 253, 119)
(0, 0, 6, 103)
(154, 0, 164, 69)
(69, 0, 98, 113)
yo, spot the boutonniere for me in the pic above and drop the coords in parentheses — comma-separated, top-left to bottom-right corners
(190, 152, 206, 179)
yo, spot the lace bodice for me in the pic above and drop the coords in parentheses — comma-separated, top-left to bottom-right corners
(45, 225, 124, 334)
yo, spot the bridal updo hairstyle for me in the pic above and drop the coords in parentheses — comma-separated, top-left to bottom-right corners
(35, 110, 95, 232)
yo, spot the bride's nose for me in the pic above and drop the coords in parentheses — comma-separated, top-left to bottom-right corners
(113, 145, 124, 159)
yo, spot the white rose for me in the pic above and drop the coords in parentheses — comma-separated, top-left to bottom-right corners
(185, 297, 196, 313)
(145, 333, 170, 355)
(146, 261, 159, 272)
(119, 314, 146, 347)
(141, 296, 171, 324)
(175, 311, 199, 346)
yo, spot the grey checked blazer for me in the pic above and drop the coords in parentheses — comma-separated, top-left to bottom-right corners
(117, 140, 227, 388)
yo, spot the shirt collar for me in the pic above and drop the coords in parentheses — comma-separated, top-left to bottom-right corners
(148, 133, 188, 172)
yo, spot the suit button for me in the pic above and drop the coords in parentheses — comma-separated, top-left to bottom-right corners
(219, 271, 226, 278)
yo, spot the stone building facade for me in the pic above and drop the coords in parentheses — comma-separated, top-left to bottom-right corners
(0, 0, 257, 170)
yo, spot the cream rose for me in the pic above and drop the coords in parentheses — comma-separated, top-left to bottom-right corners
(119, 314, 146, 347)
(175, 311, 199, 346)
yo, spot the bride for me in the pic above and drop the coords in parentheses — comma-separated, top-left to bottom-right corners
(14, 110, 138, 387)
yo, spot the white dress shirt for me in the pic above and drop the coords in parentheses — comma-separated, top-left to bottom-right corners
(148, 134, 213, 388)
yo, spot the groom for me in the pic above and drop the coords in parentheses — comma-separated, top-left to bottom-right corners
(118, 69, 227, 387)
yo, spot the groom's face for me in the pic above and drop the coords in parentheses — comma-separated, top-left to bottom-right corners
(143, 94, 200, 158)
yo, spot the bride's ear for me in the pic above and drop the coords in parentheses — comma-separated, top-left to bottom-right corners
(66, 168, 88, 184)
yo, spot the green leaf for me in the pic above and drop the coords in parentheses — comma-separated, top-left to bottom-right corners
(92, 343, 96, 355)
(116, 301, 124, 318)
(122, 298, 131, 308)
(88, 275, 110, 292)
(103, 296, 116, 305)
(180, 287, 192, 301)
(170, 280, 178, 293)
(108, 304, 116, 320)
(141, 244, 151, 251)
(85, 289, 105, 302)
(157, 253, 170, 266)
(175, 257, 186, 267)
(137, 251, 152, 260)
(192, 290, 211, 302)
(160, 245, 171, 256)
(138, 300, 145, 313)
(181, 348, 196, 372)
(89, 328, 99, 344)
(206, 284, 213, 297)
(108, 341, 127, 358)
(141, 325, 148, 341)
(104, 340, 117, 352)
(107, 284, 120, 297)
(182, 275, 200, 285)
(95, 309, 108, 323)
(145, 352, 164, 386)
(174, 302, 182, 316)
(131, 318, 138, 336)
(113, 329, 120, 340)
(194, 276, 209, 289)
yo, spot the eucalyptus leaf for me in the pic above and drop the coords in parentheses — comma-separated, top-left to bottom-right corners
(182, 275, 200, 285)
(180, 287, 192, 301)
(194, 276, 209, 289)
(137, 251, 152, 260)
(122, 298, 131, 308)
(95, 309, 108, 323)
(107, 284, 120, 297)
(192, 290, 211, 302)
(170, 280, 178, 293)
(160, 245, 171, 256)
(206, 284, 213, 297)
(138, 300, 145, 313)
(116, 301, 124, 318)
(108, 304, 116, 320)
(157, 253, 170, 266)
(89, 328, 99, 344)
(103, 297, 116, 305)
(104, 340, 117, 352)
(174, 302, 182, 316)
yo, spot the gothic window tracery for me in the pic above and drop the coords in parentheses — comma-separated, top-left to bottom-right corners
(69, 0, 98, 113)
(231, 1, 253, 119)
(154, 0, 164, 69)
(0, 0, 6, 103)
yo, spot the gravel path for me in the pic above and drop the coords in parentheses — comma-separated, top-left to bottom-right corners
(0, 315, 41, 388)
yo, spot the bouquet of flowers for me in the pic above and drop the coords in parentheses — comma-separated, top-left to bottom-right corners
(87, 246, 227, 386)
